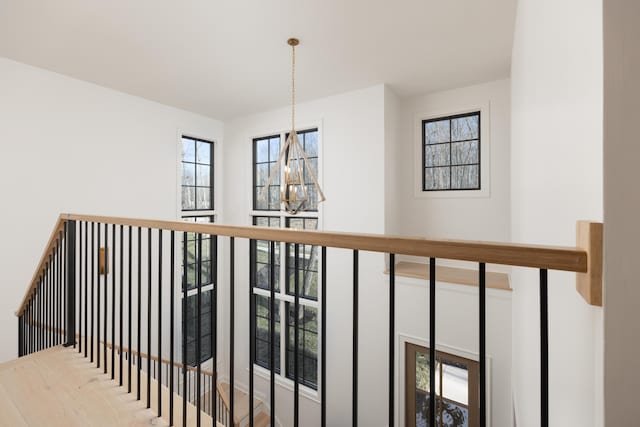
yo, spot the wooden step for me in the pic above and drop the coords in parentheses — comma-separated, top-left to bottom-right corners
(217, 382, 263, 425)
(254, 412, 270, 427)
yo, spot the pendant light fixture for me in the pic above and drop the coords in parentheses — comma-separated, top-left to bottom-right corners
(259, 38, 325, 214)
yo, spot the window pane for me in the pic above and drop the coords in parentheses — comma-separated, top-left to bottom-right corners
(196, 187, 211, 209)
(269, 186, 280, 210)
(256, 163, 269, 187)
(451, 165, 479, 189)
(196, 164, 211, 187)
(255, 187, 268, 210)
(182, 138, 195, 162)
(425, 120, 450, 144)
(424, 167, 450, 190)
(451, 114, 479, 141)
(182, 187, 195, 210)
(425, 144, 450, 167)
(286, 304, 318, 389)
(269, 137, 281, 161)
(196, 141, 211, 164)
(256, 138, 269, 163)
(254, 295, 281, 372)
(451, 140, 479, 165)
(182, 163, 196, 186)
(304, 131, 318, 157)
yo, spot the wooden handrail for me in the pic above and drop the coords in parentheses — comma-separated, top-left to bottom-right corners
(16, 215, 65, 316)
(16, 213, 595, 315)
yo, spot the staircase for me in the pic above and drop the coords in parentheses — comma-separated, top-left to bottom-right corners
(216, 382, 270, 427)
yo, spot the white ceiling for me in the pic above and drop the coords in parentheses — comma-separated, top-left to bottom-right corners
(0, 0, 516, 119)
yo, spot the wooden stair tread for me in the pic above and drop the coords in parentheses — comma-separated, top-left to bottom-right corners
(217, 382, 262, 424)
(254, 412, 270, 427)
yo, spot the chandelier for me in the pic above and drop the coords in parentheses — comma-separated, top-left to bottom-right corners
(259, 38, 325, 214)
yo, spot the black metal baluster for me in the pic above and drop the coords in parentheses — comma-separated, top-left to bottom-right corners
(128, 226, 132, 393)
(90, 223, 95, 362)
(79, 222, 83, 353)
(97, 224, 101, 368)
(389, 253, 396, 427)
(540, 269, 549, 427)
(353, 250, 359, 427)
(197, 233, 202, 427)
(429, 258, 436, 427)
(120, 224, 124, 386)
(321, 246, 327, 427)
(137, 227, 142, 401)
(479, 263, 486, 427)
(230, 237, 235, 427)
(104, 224, 108, 374)
(158, 229, 163, 417)
(269, 240, 276, 427)
(85, 222, 88, 357)
(294, 243, 300, 427)
(212, 235, 218, 427)
(112, 224, 116, 379)
(147, 228, 152, 409)
(64, 221, 77, 348)
(182, 231, 188, 427)
(249, 239, 255, 427)
(170, 231, 175, 426)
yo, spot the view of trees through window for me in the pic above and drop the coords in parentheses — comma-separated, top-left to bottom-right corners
(423, 112, 480, 191)
(406, 343, 479, 427)
(251, 129, 320, 390)
(181, 136, 215, 366)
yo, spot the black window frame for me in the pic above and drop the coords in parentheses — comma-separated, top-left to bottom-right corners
(181, 136, 215, 211)
(253, 134, 282, 211)
(422, 111, 481, 192)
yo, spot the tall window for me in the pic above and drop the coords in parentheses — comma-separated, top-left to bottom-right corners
(181, 136, 215, 366)
(405, 343, 479, 427)
(422, 112, 480, 191)
(251, 129, 320, 390)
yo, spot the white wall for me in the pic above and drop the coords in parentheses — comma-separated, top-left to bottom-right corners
(390, 79, 511, 244)
(223, 85, 387, 427)
(603, 1, 640, 425)
(0, 58, 223, 363)
(510, 0, 604, 426)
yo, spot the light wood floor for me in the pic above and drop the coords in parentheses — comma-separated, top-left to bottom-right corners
(0, 346, 220, 427)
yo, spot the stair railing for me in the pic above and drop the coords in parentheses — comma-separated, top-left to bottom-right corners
(15, 213, 602, 427)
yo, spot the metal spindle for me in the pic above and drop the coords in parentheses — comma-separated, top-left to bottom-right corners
(249, 240, 255, 427)
(429, 258, 436, 427)
(119, 225, 124, 386)
(111, 224, 116, 379)
(196, 233, 202, 427)
(540, 269, 549, 427)
(230, 237, 235, 426)
(84, 222, 88, 357)
(479, 263, 486, 427)
(128, 226, 132, 393)
(321, 246, 327, 427)
(97, 224, 101, 368)
(158, 229, 163, 417)
(212, 234, 218, 427)
(182, 231, 188, 427)
(389, 253, 396, 427)
(137, 227, 142, 401)
(104, 224, 109, 374)
(79, 222, 83, 353)
(294, 243, 300, 427)
(147, 228, 152, 408)
(170, 230, 175, 426)
(353, 250, 359, 427)
(269, 240, 276, 427)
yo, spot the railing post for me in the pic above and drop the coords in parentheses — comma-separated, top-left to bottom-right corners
(64, 220, 76, 347)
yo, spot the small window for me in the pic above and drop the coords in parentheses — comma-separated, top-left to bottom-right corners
(405, 343, 479, 427)
(182, 136, 214, 210)
(422, 112, 480, 191)
(253, 135, 281, 211)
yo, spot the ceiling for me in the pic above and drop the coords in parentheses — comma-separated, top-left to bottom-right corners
(0, 0, 517, 119)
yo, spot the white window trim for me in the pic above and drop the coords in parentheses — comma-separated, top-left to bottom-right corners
(413, 102, 491, 199)
(397, 333, 492, 427)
